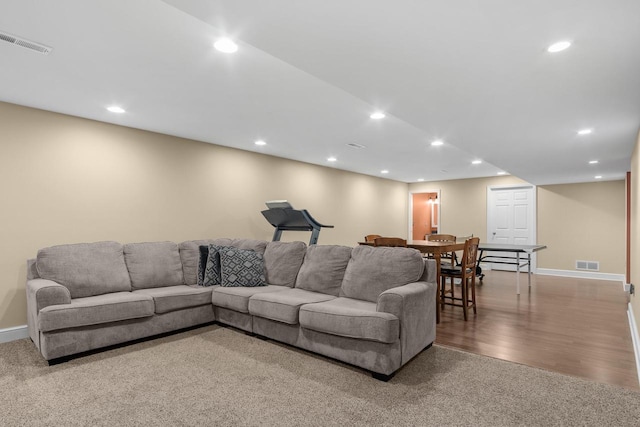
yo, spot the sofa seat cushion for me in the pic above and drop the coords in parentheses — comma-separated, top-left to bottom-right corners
(38, 292, 154, 332)
(133, 285, 214, 314)
(299, 298, 400, 344)
(212, 285, 286, 313)
(248, 288, 336, 325)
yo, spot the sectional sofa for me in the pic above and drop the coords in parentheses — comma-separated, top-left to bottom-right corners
(26, 238, 437, 380)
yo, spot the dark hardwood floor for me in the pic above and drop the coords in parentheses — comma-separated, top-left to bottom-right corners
(435, 270, 639, 390)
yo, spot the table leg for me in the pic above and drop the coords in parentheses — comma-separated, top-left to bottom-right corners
(528, 253, 532, 288)
(516, 252, 521, 295)
(434, 252, 441, 324)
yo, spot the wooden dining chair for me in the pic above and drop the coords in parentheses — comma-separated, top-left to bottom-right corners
(364, 234, 382, 243)
(373, 237, 407, 247)
(427, 234, 457, 266)
(439, 237, 480, 320)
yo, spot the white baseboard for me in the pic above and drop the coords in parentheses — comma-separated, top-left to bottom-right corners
(536, 268, 625, 283)
(0, 325, 29, 344)
(628, 303, 640, 387)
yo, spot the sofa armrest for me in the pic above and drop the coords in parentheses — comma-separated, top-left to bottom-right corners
(26, 278, 71, 348)
(377, 281, 436, 365)
(27, 279, 71, 312)
(419, 258, 437, 284)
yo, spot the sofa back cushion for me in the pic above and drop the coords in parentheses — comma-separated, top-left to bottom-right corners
(295, 245, 352, 296)
(230, 238, 268, 254)
(124, 242, 185, 290)
(263, 241, 306, 287)
(179, 238, 234, 285)
(36, 241, 131, 299)
(339, 245, 424, 302)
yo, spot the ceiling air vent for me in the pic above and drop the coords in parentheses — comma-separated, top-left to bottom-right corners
(0, 31, 52, 55)
(347, 143, 366, 149)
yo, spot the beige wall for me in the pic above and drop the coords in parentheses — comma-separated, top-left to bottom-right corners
(538, 181, 625, 273)
(631, 130, 640, 341)
(0, 102, 408, 329)
(410, 176, 626, 273)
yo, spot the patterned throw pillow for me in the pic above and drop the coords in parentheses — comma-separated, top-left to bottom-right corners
(219, 247, 266, 287)
(197, 245, 209, 286)
(203, 244, 226, 287)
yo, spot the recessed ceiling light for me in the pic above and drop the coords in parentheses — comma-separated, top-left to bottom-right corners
(472, 160, 482, 165)
(370, 112, 386, 120)
(578, 128, 593, 135)
(595, 175, 602, 179)
(497, 171, 507, 175)
(547, 41, 571, 53)
(327, 157, 337, 162)
(380, 170, 389, 174)
(214, 38, 238, 53)
(254, 140, 266, 146)
(417, 178, 425, 182)
(589, 160, 599, 164)
(431, 140, 444, 146)
(107, 106, 125, 113)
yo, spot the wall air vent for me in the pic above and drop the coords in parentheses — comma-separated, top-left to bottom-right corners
(576, 260, 599, 271)
(0, 31, 52, 55)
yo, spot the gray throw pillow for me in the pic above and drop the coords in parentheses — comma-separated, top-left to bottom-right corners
(219, 247, 266, 287)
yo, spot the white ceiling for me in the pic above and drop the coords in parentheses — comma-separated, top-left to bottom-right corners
(1, 1, 639, 185)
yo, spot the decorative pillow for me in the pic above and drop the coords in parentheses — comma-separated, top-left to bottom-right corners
(203, 244, 225, 287)
(178, 238, 233, 285)
(197, 245, 209, 286)
(219, 247, 266, 287)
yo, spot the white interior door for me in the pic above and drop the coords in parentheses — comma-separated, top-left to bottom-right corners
(486, 185, 536, 271)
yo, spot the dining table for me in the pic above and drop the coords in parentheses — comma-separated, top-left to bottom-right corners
(358, 239, 464, 323)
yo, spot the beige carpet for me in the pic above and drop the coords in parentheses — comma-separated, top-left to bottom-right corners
(1, 324, 638, 426)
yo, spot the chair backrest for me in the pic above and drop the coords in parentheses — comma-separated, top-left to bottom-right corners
(427, 234, 456, 243)
(426, 234, 457, 264)
(461, 237, 480, 271)
(373, 237, 407, 247)
(364, 234, 382, 243)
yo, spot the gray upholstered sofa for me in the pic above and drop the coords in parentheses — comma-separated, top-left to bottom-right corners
(26, 238, 437, 380)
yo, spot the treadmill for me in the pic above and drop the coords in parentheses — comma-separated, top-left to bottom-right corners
(261, 200, 333, 245)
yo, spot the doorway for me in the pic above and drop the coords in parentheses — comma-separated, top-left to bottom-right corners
(409, 191, 440, 240)
(486, 184, 537, 271)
